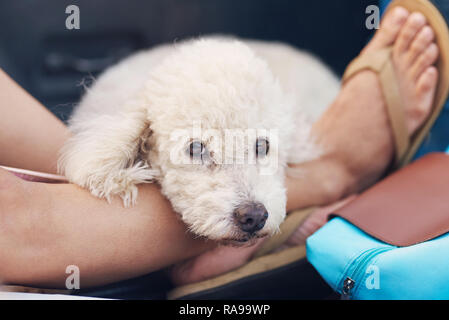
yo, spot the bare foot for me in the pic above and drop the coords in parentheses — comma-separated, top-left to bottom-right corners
(365, 9, 439, 134)
(288, 8, 440, 247)
(170, 239, 265, 286)
(280, 196, 357, 250)
(314, 8, 438, 193)
(170, 7, 441, 285)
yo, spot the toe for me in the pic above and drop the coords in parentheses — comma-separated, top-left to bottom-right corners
(363, 7, 409, 52)
(394, 12, 427, 55)
(417, 66, 438, 94)
(407, 66, 438, 133)
(411, 43, 439, 81)
(406, 26, 435, 66)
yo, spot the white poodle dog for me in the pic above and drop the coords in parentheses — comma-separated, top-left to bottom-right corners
(59, 37, 339, 244)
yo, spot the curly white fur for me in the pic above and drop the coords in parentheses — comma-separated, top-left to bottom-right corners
(59, 37, 339, 242)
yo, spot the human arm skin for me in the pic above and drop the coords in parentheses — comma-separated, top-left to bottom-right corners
(0, 69, 70, 174)
(0, 169, 213, 288)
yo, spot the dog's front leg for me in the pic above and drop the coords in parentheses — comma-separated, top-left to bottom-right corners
(59, 107, 158, 207)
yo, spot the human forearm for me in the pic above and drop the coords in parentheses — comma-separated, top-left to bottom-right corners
(0, 69, 70, 174)
(0, 170, 212, 288)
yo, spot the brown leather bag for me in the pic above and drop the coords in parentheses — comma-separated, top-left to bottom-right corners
(333, 153, 449, 247)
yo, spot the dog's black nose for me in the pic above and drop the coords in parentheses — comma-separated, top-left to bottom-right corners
(234, 202, 268, 234)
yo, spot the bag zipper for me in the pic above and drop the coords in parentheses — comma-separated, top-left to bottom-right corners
(339, 247, 392, 300)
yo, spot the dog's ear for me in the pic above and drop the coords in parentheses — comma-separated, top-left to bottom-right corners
(136, 121, 153, 164)
(58, 107, 159, 207)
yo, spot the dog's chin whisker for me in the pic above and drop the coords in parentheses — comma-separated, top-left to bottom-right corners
(220, 240, 252, 248)
(217, 232, 268, 247)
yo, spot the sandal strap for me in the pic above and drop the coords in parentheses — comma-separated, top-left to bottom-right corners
(342, 47, 409, 166)
(253, 207, 315, 259)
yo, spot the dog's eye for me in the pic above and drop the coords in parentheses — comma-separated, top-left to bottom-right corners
(188, 140, 206, 158)
(256, 138, 269, 157)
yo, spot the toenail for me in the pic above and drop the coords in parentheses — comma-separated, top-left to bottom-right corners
(426, 66, 437, 75)
(429, 43, 438, 52)
(410, 12, 426, 24)
(422, 26, 434, 38)
(429, 43, 439, 56)
(392, 7, 409, 21)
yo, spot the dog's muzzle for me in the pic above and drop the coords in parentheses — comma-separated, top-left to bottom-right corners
(233, 202, 268, 234)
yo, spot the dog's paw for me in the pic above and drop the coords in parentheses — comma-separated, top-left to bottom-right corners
(85, 161, 159, 207)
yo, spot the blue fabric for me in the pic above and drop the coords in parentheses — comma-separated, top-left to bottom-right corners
(380, 0, 390, 13)
(307, 217, 449, 299)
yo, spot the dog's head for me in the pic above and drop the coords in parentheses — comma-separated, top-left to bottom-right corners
(136, 39, 313, 244)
